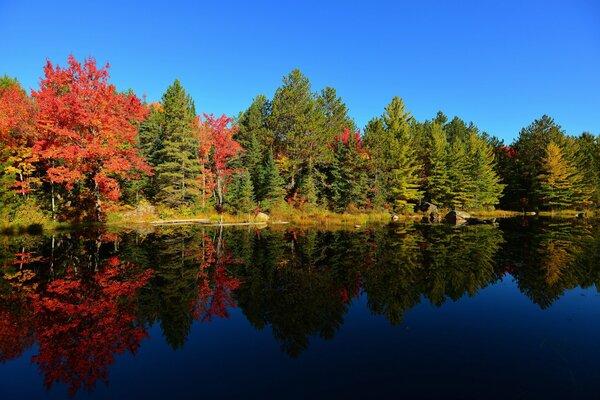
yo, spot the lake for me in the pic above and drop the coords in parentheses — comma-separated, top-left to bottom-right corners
(1, 217, 600, 399)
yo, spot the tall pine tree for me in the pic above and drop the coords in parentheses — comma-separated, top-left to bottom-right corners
(151, 80, 202, 207)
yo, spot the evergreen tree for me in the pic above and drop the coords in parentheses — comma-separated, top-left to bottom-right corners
(382, 97, 421, 211)
(299, 164, 318, 205)
(226, 170, 255, 214)
(329, 129, 369, 211)
(268, 69, 326, 188)
(318, 87, 356, 141)
(426, 122, 451, 206)
(575, 132, 600, 208)
(239, 134, 264, 200)
(235, 95, 273, 151)
(363, 117, 387, 208)
(512, 115, 568, 209)
(152, 80, 201, 207)
(259, 152, 286, 210)
(466, 134, 505, 209)
(536, 142, 582, 211)
(447, 139, 471, 209)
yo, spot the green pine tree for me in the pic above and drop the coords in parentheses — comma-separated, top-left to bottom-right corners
(151, 80, 202, 207)
(426, 122, 451, 206)
(259, 152, 286, 210)
(226, 170, 255, 214)
(465, 134, 505, 209)
(329, 130, 369, 211)
(447, 139, 471, 209)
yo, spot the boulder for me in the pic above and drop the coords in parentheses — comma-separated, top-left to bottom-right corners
(415, 201, 439, 214)
(444, 210, 471, 225)
(255, 212, 270, 222)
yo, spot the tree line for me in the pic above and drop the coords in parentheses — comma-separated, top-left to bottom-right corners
(0, 55, 598, 222)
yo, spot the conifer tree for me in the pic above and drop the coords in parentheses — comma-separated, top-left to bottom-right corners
(363, 117, 387, 208)
(426, 122, 451, 206)
(153, 80, 202, 207)
(575, 132, 600, 208)
(226, 170, 255, 214)
(382, 97, 421, 211)
(466, 134, 505, 209)
(259, 152, 286, 209)
(447, 139, 471, 209)
(318, 87, 356, 141)
(329, 129, 369, 211)
(299, 164, 318, 205)
(235, 95, 273, 151)
(536, 142, 581, 211)
(268, 69, 326, 188)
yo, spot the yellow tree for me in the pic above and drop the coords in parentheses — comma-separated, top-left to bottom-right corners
(536, 142, 585, 212)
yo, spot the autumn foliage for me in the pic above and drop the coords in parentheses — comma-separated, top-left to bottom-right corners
(31, 56, 151, 220)
(29, 256, 152, 396)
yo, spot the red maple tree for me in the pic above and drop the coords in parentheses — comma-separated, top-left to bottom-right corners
(31, 55, 151, 220)
(29, 256, 152, 396)
(0, 81, 38, 195)
(197, 114, 243, 211)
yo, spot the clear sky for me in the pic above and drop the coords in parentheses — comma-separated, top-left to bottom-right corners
(1, 0, 598, 143)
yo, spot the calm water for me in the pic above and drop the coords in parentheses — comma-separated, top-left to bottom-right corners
(1, 218, 600, 399)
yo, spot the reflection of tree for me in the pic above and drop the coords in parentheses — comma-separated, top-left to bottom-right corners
(362, 227, 424, 325)
(0, 270, 36, 362)
(134, 227, 241, 349)
(503, 219, 596, 308)
(232, 229, 366, 357)
(363, 225, 504, 325)
(30, 256, 152, 396)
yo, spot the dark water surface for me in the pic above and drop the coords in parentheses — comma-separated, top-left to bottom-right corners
(1, 218, 600, 399)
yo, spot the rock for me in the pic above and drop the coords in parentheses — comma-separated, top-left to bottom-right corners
(391, 215, 400, 222)
(444, 210, 471, 225)
(255, 212, 270, 222)
(354, 225, 361, 228)
(415, 202, 439, 214)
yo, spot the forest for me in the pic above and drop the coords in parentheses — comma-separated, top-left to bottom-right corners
(0, 55, 599, 224)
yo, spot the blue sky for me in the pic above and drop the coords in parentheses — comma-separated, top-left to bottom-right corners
(1, 0, 598, 143)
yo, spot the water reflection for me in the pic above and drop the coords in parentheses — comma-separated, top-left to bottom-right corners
(0, 218, 599, 395)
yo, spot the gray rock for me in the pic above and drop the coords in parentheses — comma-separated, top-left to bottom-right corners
(444, 210, 471, 225)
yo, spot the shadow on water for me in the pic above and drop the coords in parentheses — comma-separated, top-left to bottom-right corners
(1, 217, 600, 396)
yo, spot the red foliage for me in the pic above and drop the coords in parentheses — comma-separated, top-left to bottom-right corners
(0, 83, 35, 143)
(197, 114, 243, 207)
(499, 145, 517, 159)
(29, 257, 152, 396)
(194, 235, 242, 322)
(31, 55, 151, 216)
(332, 128, 363, 151)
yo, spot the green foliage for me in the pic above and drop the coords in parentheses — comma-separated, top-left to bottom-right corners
(235, 95, 273, 151)
(259, 152, 286, 210)
(150, 80, 202, 207)
(328, 130, 369, 211)
(465, 134, 505, 209)
(226, 170, 255, 214)
(536, 142, 586, 211)
(299, 165, 318, 205)
(425, 122, 451, 205)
